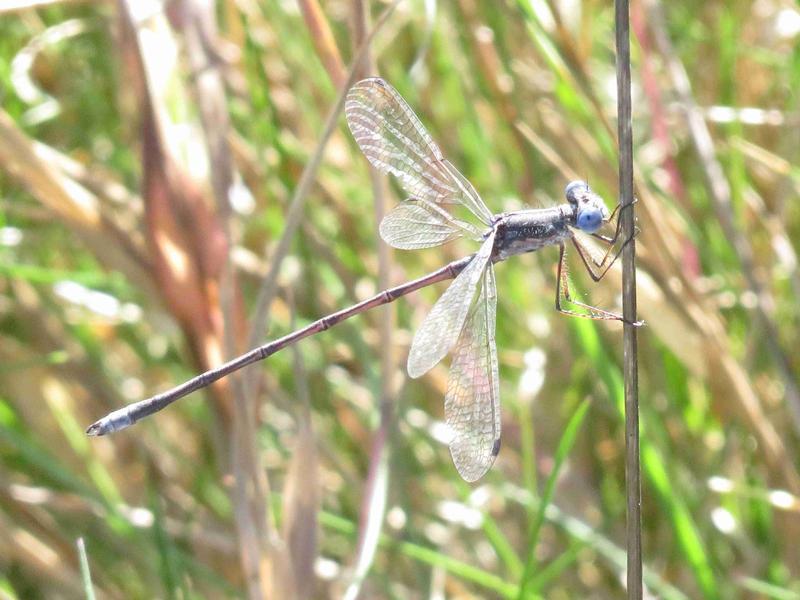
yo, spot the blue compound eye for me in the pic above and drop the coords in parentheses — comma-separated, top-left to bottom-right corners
(577, 208, 603, 233)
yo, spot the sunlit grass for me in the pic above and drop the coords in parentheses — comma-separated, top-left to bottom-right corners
(1, 0, 799, 597)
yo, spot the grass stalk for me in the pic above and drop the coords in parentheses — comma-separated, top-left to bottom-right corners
(614, 0, 642, 597)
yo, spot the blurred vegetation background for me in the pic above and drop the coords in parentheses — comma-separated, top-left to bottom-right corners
(1, 0, 799, 597)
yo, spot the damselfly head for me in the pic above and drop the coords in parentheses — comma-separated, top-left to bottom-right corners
(565, 180, 609, 234)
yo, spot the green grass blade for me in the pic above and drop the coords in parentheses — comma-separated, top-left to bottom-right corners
(517, 398, 591, 598)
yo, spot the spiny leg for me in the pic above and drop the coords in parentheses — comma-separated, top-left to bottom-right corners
(554, 243, 629, 323)
(591, 198, 639, 246)
(585, 215, 639, 272)
(572, 230, 636, 283)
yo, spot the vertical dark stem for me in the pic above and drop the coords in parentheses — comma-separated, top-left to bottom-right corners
(615, 0, 642, 597)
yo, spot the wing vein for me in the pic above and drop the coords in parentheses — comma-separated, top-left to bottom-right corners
(345, 78, 493, 225)
(445, 264, 500, 482)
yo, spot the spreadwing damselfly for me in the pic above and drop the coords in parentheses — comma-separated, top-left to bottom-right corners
(87, 78, 637, 481)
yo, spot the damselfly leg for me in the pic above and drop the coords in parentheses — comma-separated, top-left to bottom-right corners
(587, 197, 639, 268)
(554, 242, 639, 324)
(572, 224, 637, 282)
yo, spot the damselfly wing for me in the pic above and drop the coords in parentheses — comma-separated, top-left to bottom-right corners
(346, 78, 501, 481)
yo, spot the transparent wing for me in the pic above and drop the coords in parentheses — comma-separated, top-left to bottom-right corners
(345, 78, 493, 226)
(380, 198, 484, 250)
(445, 265, 500, 482)
(407, 231, 496, 378)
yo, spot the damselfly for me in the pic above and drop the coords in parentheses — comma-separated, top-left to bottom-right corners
(87, 78, 634, 482)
